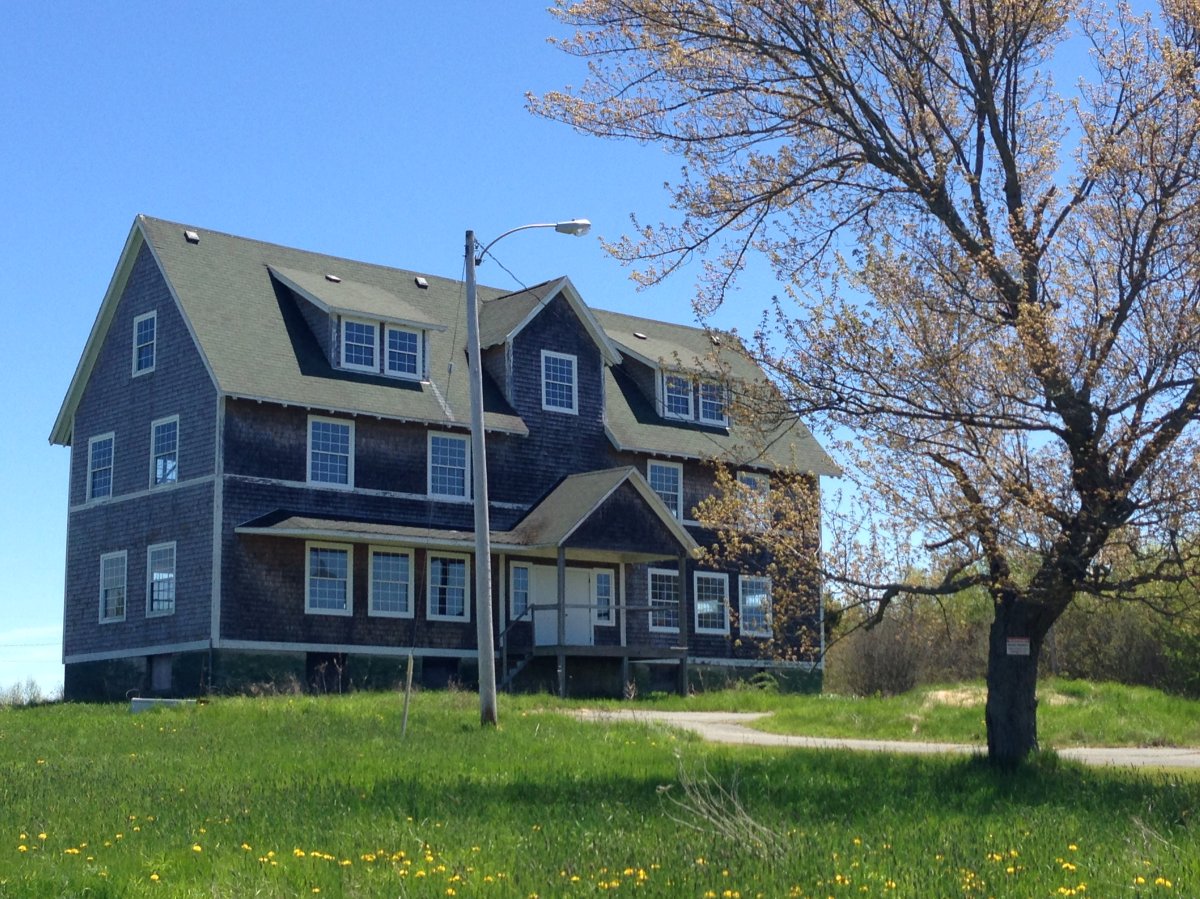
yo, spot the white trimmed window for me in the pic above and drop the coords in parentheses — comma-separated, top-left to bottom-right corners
(648, 568, 680, 633)
(306, 543, 352, 615)
(99, 551, 127, 623)
(663, 374, 693, 419)
(694, 572, 730, 634)
(146, 542, 176, 617)
(737, 470, 770, 530)
(739, 575, 772, 637)
(511, 563, 530, 620)
(133, 311, 156, 375)
(341, 318, 378, 372)
(308, 416, 354, 487)
(427, 553, 470, 621)
(647, 460, 684, 520)
(593, 569, 614, 625)
(369, 547, 413, 617)
(88, 433, 115, 501)
(150, 416, 179, 487)
(385, 326, 423, 379)
(541, 350, 578, 413)
(699, 381, 728, 425)
(428, 432, 469, 499)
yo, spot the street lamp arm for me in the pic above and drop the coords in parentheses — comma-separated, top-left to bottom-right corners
(475, 219, 591, 265)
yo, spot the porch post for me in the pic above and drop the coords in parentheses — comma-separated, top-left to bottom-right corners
(557, 547, 567, 698)
(677, 551, 689, 696)
(619, 563, 629, 697)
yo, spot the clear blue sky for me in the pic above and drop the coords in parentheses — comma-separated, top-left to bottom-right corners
(0, 2, 778, 693)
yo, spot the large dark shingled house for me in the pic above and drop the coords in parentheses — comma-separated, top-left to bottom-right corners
(50, 216, 837, 700)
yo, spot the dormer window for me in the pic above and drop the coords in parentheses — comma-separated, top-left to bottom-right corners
(699, 381, 729, 425)
(341, 319, 378, 372)
(663, 374, 693, 419)
(386, 325, 423, 379)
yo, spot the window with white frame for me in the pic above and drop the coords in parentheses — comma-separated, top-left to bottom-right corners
(647, 460, 684, 520)
(88, 433, 115, 501)
(428, 432, 469, 499)
(739, 575, 772, 637)
(427, 553, 469, 620)
(385, 325, 422, 379)
(341, 319, 378, 371)
(593, 569, 614, 625)
(306, 543, 352, 615)
(511, 563, 530, 620)
(541, 350, 578, 413)
(694, 572, 730, 634)
(369, 547, 413, 617)
(150, 416, 179, 486)
(132, 311, 156, 375)
(99, 551, 127, 622)
(308, 417, 353, 487)
(146, 542, 176, 616)
(662, 374, 693, 419)
(699, 381, 728, 425)
(648, 568, 680, 632)
(737, 470, 771, 530)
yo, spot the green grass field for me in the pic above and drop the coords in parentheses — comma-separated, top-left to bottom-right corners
(630, 678, 1200, 747)
(2, 687, 1198, 897)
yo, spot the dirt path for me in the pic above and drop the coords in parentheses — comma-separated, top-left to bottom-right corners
(572, 709, 1200, 769)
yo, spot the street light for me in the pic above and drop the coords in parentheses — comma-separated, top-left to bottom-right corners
(464, 218, 592, 726)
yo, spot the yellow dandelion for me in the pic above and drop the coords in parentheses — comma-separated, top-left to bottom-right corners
(192, 844, 202, 853)
(38, 833, 47, 840)
(150, 873, 159, 882)
(241, 843, 252, 851)
(18, 846, 28, 853)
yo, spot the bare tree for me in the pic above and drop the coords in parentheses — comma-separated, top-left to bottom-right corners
(534, 0, 1200, 765)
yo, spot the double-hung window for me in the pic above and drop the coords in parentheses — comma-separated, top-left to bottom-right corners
(427, 553, 469, 621)
(428, 433, 469, 499)
(385, 326, 422, 379)
(739, 575, 772, 637)
(306, 542, 352, 615)
(541, 350, 578, 413)
(150, 416, 179, 486)
(99, 551, 127, 622)
(308, 417, 353, 487)
(647, 460, 684, 520)
(369, 547, 413, 617)
(694, 572, 730, 634)
(88, 433, 115, 501)
(132, 311, 156, 375)
(737, 471, 770, 531)
(341, 319, 378, 372)
(510, 563, 530, 620)
(147, 542, 176, 616)
(663, 374, 693, 419)
(593, 569, 614, 625)
(699, 381, 728, 425)
(648, 568, 680, 632)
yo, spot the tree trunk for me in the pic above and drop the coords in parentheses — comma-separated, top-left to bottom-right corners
(984, 599, 1043, 768)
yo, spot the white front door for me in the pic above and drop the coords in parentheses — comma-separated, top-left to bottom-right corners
(532, 566, 593, 647)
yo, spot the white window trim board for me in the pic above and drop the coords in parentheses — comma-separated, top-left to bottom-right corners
(693, 571, 730, 635)
(647, 567, 680, 634)
(132, 310, 157, 376)
(304, 541, 353, 617)
(307, 415, 355, 489)
(149, 414, 180, 488)
(540, 349, 579, 414)
(647, 459, 684, 520)
(426, 551, 472, 622)
(87, 432, 116, 502)
(145, 541, 177, 618)
(99, 550, 128, 624)
(340, 317, 380, 373)
(427, 431, 471, 500)
(368, 545, 415, 619)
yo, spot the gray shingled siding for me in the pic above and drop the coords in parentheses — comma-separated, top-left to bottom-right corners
(295, 294, 336, 364)
(489, 295, 610, 506)
(481, 346, 508, 404)
(619, 356, 660, 411)
(64, 242, 217, 662)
